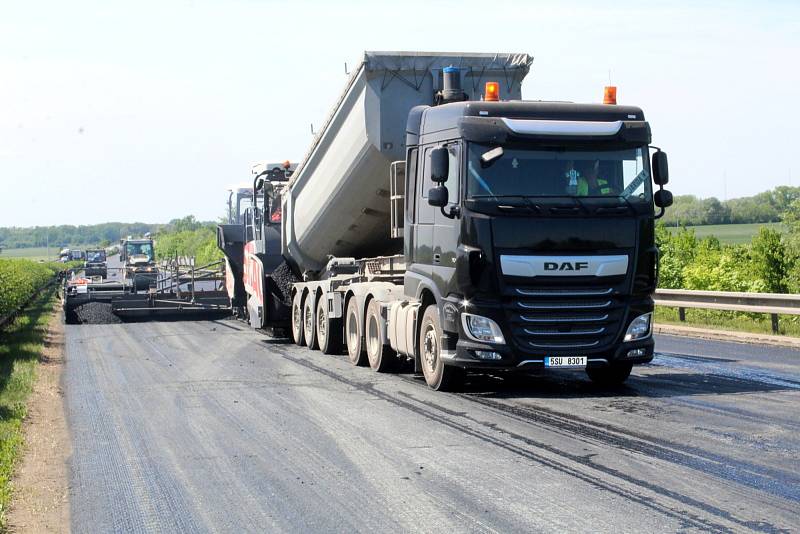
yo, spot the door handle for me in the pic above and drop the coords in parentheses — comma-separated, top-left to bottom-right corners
(433, 253, 441, 264)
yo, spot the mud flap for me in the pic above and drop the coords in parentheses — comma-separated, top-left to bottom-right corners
(247, 294, 263, 329)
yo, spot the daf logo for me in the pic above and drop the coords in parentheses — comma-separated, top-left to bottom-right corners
(544, 261, 590, 272)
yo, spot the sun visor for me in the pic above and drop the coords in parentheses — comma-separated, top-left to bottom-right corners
(459, 117, 651, 147)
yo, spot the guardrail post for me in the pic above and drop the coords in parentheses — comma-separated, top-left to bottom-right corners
(771, 314, 779, 335)
(678, 307, 686, 322)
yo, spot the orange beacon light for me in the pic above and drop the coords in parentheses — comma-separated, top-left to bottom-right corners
(484, 82, 500, 102)
(603, 85, 617, 105)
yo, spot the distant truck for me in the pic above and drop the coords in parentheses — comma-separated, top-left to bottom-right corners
(278, 52, 672, 390)
(68, 249, 85, 261)
(84, 249, 107, 278)
(119, 238, 157, 291)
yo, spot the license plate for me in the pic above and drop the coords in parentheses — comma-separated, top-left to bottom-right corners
(544, 356, 587, 368)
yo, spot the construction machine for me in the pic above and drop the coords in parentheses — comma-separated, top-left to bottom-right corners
(217, 161, 297, 329)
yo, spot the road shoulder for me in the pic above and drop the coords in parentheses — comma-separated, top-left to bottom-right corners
(655, 322, 800, 349)
(7, 305, 71, 533)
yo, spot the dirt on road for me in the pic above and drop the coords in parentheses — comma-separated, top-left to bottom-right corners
(7, 305, 71, 533)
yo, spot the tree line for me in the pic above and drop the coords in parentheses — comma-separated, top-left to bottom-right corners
(661, 186, 800, 226)
(0, 217, 216, 250)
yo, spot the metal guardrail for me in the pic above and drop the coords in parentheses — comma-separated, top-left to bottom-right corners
(654, 289, 800, 334)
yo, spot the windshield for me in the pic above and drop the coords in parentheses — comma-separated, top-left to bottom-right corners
(126, 242, 154, 260)
(87, 251, 106, 262)
(467, 144, 651, 202)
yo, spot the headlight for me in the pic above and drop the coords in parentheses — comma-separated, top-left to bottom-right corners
(461, 313, 505, 344)
(624, 313, 652, 341)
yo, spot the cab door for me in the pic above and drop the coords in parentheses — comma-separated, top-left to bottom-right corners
(432, 142, 461, 294)
(406, 146, 435, 298)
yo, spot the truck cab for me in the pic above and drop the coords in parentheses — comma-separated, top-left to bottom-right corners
(84, 248, 108, 278)
(402, 97, 672, 386)
(120, 238, 157, 291)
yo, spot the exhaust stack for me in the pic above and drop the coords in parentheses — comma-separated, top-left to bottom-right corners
(437, 66, 467, 105)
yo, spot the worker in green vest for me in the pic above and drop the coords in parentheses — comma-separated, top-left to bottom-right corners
(576, 160, 615, 196)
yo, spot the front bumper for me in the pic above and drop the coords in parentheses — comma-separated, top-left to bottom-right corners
(442, 296, 655, 371)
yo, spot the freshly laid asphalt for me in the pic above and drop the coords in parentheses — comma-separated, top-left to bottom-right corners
(64, 320, 800, 533)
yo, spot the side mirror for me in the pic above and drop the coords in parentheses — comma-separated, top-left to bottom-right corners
(654, 189, 673, 209)
(430, 147, 449, 183)
(428, 186, 448, 207)
(652, 150, 669, 185)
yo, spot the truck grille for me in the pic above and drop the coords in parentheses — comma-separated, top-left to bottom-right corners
(504, 285, 625, 353)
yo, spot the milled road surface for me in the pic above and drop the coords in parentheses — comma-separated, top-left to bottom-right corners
(65, 321, 800, 533)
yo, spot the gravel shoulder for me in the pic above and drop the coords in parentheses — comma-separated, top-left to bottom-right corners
(7, 306, 71, 533)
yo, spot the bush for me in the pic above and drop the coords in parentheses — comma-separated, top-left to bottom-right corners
(0, 259, 59, 319)
(656, 222, 794, 293)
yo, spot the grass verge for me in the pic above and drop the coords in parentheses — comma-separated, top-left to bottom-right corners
(655, 305, 800, 337)
(0, 288, 57, 529)
(664, 222, 783, 245)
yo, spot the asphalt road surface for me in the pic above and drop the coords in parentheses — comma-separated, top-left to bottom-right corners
(65, 321, 800, 533)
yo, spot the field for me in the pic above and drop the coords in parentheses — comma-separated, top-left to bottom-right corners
(666, 222, 783, 244)
(0, 247, 58, 261)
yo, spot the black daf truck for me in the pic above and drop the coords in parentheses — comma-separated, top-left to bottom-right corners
(283, 54, 672, 390)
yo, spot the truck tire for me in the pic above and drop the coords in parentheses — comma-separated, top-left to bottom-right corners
(345, 297, 367, 366)
(419, 305, 464, 391)
(316, 297, 342, 354)
(586, 362, 633, 387)
(303, 294, 319, 350)
(291, 292, 305, 346)
(365, 300, 396, 372)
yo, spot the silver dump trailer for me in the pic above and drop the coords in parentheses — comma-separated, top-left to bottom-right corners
(283, 51, 531, 274)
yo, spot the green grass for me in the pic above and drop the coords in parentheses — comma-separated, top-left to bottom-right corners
(665, 222, 783, 245)
(0, 289, 56, 528)
(0, 248, 58, 262)
(656, 305, 800, 337)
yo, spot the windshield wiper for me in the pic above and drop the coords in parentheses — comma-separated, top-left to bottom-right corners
(470, 195, 540, 213)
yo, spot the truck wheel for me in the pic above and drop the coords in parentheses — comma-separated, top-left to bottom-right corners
(419, 305, 464, 391)
(586, 362, 633, 387)
(303, 294, 318, 350)
(345, 298, 367, 366)
(365, 300, 395, 372)
(291, 292, 305, 346)
(316, 297, 342, 354)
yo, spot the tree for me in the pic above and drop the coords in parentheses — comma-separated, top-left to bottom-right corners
(749, 227, 787, 293)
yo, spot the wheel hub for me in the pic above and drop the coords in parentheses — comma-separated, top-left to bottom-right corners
(423, 327, 437, 369)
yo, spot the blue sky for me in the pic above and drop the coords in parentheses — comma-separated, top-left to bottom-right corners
(1, 0, 798, 226)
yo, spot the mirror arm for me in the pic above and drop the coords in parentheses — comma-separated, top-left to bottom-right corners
(654, 183, 667, 219)
(440, 205, 461, 219)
